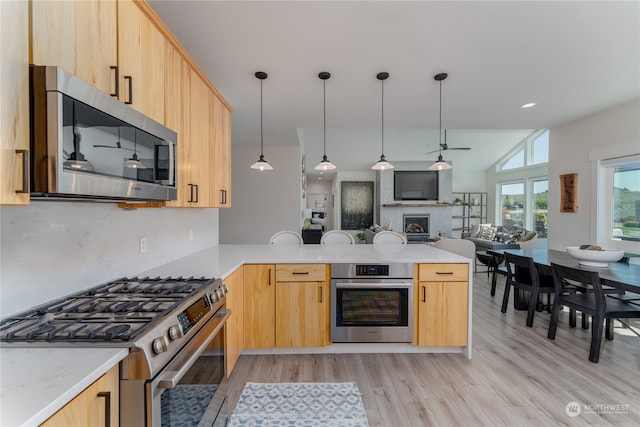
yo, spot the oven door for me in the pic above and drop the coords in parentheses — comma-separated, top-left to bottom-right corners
(330, 279, 413, 343)
(148, 308, 231, 427)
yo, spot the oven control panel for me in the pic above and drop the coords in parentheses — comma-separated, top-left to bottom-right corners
(356, 264, 389, 276)
(177, 295, 212, 335)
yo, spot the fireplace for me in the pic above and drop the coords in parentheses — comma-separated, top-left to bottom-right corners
(403, 214, 430, 243)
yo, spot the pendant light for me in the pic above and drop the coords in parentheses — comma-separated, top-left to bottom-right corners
(314, 72, 336, 171)
(371, 72, 393, 170)
(250, 71, 273, 171)
(63, 102, 95, 171)
(122, 128, 146, 169)
(428, 72, 452, 171)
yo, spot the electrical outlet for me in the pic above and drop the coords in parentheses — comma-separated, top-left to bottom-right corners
(188, 229, 194, 241)
(139, 237, 148, 254)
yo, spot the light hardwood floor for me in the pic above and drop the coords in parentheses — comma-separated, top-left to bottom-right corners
(224, 271, 640, 426)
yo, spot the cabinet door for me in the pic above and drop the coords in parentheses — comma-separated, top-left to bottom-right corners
(118, 0, 165, 123)
(209, 92, 232, 208)
(40, 365, 119, 427)
(188, 71, 211, 206)
(417, 281, 468, 346)
(243, 265, 275, 348)
(31, 0, 117, 95)
(164, 45, 191, 207)
(1, 0, 30, 205)
(224, 267, 244, 377)
(275, 281, 327, 348)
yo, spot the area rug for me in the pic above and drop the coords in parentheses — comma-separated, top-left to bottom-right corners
(228, 382, 370, 426)
(160, 384, 217, 427)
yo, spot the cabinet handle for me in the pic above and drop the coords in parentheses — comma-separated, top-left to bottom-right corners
(194, 184, 199, 203)
(124, 75, 133, 104)
(97, 391, 111, 427)
(110, 66, 119, 97)
(422, 285, 426, 302)
(220, 189, 225, 204)
(319, 286, 323, 303)
(292, 271, 309, 275)
(435, 271, 454, 275)
(268, 269, 272, 286)
(188, 184, 194, 202)
(223, 189, 227, 204)
(15, 149, 29, 193)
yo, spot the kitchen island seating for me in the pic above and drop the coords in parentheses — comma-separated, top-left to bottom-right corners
(501, 252, 555, 327)
(372, 230, 407, 245)
(320, 230, 355, 245)
(270, 231, 303, 245)
(548, 263, 640, 363)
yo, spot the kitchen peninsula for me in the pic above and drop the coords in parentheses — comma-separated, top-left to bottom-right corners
(1, 244, 471, 426)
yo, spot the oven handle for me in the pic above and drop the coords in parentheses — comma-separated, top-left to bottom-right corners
(334, 281, 411, 289)
(156, 309, 231, 389)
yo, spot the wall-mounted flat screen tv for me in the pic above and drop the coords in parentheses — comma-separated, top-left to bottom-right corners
(394, 171, 439, 201)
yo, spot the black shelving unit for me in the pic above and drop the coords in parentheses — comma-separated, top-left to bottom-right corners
(451, 192, 487, 238)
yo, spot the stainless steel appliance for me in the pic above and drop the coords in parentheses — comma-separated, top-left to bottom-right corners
(331, 263, 413, 343)
(30, 65, 177, 201)
(0, 276, 230, 426)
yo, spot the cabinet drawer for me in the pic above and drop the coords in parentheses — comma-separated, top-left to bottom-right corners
(276, 264, 326, 282)
(419, 263, 468, 282)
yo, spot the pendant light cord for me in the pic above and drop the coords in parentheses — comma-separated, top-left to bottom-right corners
(260, 78, 264, 156)
(438, 79, 442, 155)
(323, 78, 326, 156)
(381, 77, 385, 157)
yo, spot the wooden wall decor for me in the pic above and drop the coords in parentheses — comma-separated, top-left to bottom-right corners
(559, 173, 578, 213)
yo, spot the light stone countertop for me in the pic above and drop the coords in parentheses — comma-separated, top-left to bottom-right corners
(0, 243, 470, 426)
(0, 347, 129, 427)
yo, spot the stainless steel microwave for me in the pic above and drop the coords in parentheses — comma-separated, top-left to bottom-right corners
(30, 66, 177, 201)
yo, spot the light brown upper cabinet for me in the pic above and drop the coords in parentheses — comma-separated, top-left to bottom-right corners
(209, 92, 232, 207)
(1, 0, 30, 205)
(31, 0, 118, 96)
(118, 0, 166, 124)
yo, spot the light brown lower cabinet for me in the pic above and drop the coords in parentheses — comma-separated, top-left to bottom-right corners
(243, 264, 276, 348)
(224, 267, 244, 376)
(40, 364, 119, 427)
(415, 263, 469, 346)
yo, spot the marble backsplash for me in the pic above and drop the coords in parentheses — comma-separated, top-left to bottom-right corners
(0, 201, 219, 317)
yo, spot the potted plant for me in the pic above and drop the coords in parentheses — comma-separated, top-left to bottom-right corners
(356, 229, 367, 243)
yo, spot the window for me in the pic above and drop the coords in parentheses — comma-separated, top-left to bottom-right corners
(608, 159, 640, 242)
(494, 130, 549, 232)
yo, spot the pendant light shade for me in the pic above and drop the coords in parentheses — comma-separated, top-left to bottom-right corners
(122, 128, 146, 169)
(428, 72, 452, 171)
(314, 72, 336, 171)
(250, 71, 273, 171)
(63, 103, 95, 171)
(372, 72, 393, 170)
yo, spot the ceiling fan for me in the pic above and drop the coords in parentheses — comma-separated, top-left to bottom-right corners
(426, 130, 471, 154)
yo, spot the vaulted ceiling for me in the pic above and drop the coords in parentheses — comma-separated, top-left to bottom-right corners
(149, 1, 640, 176)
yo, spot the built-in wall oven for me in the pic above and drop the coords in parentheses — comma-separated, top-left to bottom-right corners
(0, 276, 231, 427)
(331, 263, 413, 343)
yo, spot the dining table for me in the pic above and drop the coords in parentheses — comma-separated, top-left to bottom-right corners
(486, 248, 640, 308)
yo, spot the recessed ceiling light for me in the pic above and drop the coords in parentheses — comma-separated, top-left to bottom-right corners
(318, 177, 323, 180)
(521, 102, 536, 109)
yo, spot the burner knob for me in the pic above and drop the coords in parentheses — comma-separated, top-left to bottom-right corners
(168, 324, 183, 341)
(210, 292, 220, 303)
(221, 284, 229, 294)
(152, 336, 169, 354)
(216, 288, 224, 300)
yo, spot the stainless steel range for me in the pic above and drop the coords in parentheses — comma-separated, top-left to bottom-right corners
(0, 276, 230, 427)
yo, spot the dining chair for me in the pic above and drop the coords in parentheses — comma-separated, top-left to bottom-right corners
(269, 231, 303, 245)
(501, 252, 555, 327)
(320, 230, 355, 245)
(372, 230, 407, 245)
(433, 239, 476, 260)
(547, 263, 640, 363)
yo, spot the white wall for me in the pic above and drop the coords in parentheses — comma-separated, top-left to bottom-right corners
(548, 98, 640, 250)
(219, 145, 301, 244)
(0, 202, 219, 316)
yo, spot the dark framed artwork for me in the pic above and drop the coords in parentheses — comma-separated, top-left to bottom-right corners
(341, 181, 374, 229)
(559, 173, 578, 213)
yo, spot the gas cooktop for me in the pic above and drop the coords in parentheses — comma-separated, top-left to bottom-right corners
(0, 276, 215, 343)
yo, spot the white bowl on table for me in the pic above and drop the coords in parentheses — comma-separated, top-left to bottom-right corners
(566, 246, 625, 268)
